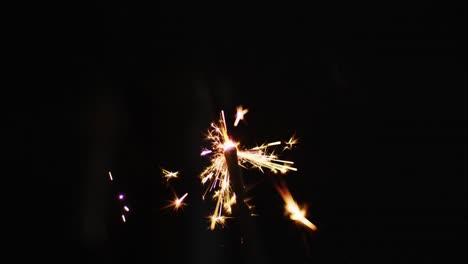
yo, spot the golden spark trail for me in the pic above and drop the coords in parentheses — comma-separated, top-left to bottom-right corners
(274, 180, 317, 231)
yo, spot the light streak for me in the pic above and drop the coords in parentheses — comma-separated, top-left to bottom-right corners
(274, 180, 317, 231)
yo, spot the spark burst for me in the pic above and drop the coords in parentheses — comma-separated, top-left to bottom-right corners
(161, 106, 317, 231)
(161, 168, 179, 182)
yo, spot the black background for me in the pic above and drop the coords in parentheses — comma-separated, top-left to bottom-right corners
(22, 2, 467, 264)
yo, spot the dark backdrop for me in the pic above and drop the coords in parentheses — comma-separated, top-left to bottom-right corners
(25, 2, 466, 263)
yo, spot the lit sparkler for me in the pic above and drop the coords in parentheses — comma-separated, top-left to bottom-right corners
(160, 106, 317, 232)
(199, 108, 309, 230)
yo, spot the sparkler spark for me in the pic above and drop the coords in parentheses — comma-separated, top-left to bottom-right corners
(283, 134, 299, 151)
(274, 180, 317, 231)
(234, 105, 249, 127)
(163, 192, 189, 212)
(161, 168, 179, 182)
(175, 192, 188, 208)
